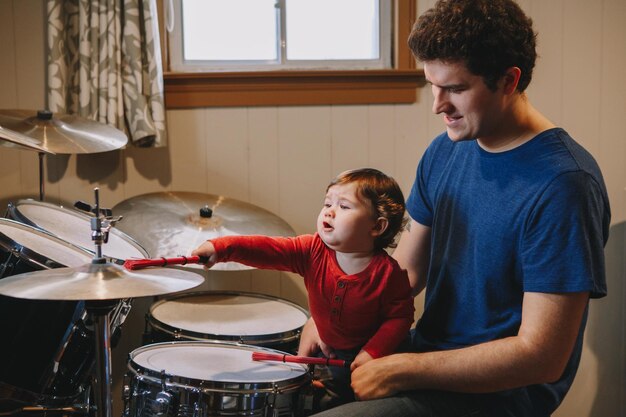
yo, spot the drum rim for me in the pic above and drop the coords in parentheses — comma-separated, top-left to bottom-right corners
(9, 199, 150, 259)
(146, 290, 310, 345)
(0, 218, 94, 269)
(127, 341, 310, 394)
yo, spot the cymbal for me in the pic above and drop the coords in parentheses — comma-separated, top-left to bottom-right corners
(113, 192, 296, 271)
(0, 261, 203, 301)
(0, 125, 55, 154)
(0, 109, 127, 154)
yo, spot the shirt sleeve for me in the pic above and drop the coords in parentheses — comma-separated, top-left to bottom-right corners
(521, 171, 608, 298)
(211, 234, 314, 277)
(361, 267, 415, 358)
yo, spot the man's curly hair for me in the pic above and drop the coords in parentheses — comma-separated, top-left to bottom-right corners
(328, 168, 407, 250)
(408, 0, 537, 92)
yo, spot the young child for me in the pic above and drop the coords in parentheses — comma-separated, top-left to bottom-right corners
(192, 168, 414, 409)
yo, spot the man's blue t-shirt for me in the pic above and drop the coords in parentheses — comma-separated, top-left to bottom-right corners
(406, 128, 610, 416)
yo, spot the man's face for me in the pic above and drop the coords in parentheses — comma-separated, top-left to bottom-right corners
(424, 60, 505, 142)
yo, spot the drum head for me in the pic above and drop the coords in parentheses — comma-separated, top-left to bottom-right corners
(0, 219, 94, 269)
(148, 291, 309, 345)
(10, 199, 149, 261)
(130, 342, 307, 385)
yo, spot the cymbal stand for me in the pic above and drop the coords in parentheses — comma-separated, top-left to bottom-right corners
(87, 188, 117, 417)
(87, 300, 117, 417)
(38, 152, 45, 201)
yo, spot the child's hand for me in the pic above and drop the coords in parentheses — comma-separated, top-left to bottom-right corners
(298, 318, 336, 359)
(191, 241, 218, 269)
(350, 350, 373, 371)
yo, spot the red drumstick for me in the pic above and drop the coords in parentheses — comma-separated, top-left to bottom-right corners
(251, 352, 351, 368)
(124, 256, 208, 270)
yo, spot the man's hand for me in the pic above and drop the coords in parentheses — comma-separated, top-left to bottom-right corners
(350, 350, 373, 371)
(351, 354, 406, 400)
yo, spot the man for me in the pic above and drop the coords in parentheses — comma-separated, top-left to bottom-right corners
(304, 0, 610, 416)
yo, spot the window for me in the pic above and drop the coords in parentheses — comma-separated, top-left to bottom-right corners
(159, 0, 422, 108)
(169, 0, 391, 72)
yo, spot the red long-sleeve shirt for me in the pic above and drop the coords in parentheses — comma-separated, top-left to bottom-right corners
(211, 233, 414, 358)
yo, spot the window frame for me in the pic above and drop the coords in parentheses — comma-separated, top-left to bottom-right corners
(158, 0, 423, 108)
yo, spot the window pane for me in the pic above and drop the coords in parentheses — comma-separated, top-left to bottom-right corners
(285, 0, 379, 60)
(182, 0, 278, 61)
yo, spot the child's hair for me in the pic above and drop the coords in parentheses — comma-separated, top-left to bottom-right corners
(328, 168, 407, 250)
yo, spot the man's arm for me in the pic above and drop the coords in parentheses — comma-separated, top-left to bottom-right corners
(392, 219, 431, 296)
(350, 290, 589, 399)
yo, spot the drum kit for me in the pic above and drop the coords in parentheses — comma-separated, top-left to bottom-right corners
(0, 111, 314, 417)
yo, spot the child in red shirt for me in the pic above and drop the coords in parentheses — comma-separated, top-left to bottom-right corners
(192, 168, 414, 409)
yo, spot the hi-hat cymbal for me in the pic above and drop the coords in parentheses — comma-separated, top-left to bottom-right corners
(0, 109, 128, 154)
(0, 125, 55, 154)
(0, 261, 204, 301)
(113, 192, 296, 271)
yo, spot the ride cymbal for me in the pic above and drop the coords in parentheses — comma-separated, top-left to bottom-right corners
(113, 192, 296, 271)
(0, 109, 127, 154)
(0, 261, 204, 301)
(0, 125, 55, 154)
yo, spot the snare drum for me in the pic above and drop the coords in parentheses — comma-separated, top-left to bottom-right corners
(123, 342, 310, 417)
(7, 199, 149, 261)
(0, 219, 118, 404)
(144, 291, 310, 352)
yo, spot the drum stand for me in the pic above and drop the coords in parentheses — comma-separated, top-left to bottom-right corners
(87, 298, 117, 417)
(86, 189, 119, 417)
(38, 152, 45, 201)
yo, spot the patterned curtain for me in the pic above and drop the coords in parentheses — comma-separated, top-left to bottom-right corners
(47, 0, 167, 147)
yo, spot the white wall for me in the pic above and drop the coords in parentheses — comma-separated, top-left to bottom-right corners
(0, 0, 624, 416)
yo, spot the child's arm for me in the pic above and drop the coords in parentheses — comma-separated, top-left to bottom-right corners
(192, 234, 313, 275)
(358, 268, 415, 363)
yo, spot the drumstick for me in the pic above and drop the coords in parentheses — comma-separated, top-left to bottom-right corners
(251, 352, 351, 368)
(124, 256, 208, 270)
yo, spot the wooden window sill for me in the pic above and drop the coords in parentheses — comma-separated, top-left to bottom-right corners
(164, 69, 424, 108)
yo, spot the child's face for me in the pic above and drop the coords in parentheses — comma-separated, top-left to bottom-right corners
(317, 182, 379, 253)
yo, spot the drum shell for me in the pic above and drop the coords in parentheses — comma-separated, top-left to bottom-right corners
(0, 219, 122, 405)
(7, 199, 149, 262)
(144, 291, 310, 353)
(123, 342, 310, 417)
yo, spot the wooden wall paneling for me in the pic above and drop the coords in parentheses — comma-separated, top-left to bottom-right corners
(168, 109, 208, 193)
(277, 106, 332, 235)
(367, 105, 397, 177)
(277, 106, 331, 307)
(0, 1, 18, 107)
(121, 145, 172, 199)
(393, 102, 429, 194)
(13, 0, 45, 110)
(561, 1, 602, 156)
(587, 2, 626, 416)
(247, 107, 283, 297)
(330, 105, 369, 174)
(9, 0, 44, 204)
(0, 149, 30, 209)
(248, 107, 280, 215)
(525, 0, 564, 126)
(203, 108, 249, 201)
(598, 0, 626, 225)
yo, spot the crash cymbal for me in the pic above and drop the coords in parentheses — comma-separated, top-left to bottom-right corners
(0, 261, 204, 301)
(0, 125, 54, 154)
(113, 192, 296, 271)
(0, 109, 127, 154)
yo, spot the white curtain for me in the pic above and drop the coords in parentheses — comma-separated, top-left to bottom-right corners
(47, 0, 167, 147)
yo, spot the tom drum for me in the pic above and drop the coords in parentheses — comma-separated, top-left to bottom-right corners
(144, 291, 310, 353)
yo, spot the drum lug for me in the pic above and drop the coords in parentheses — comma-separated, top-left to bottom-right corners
(153, 390, 175, 416)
